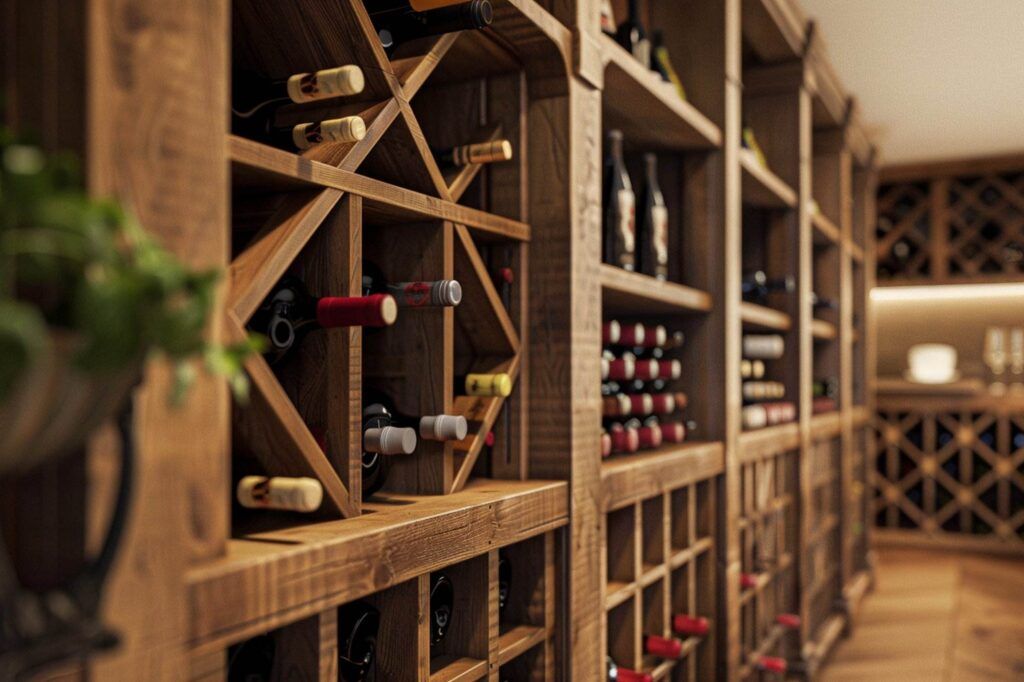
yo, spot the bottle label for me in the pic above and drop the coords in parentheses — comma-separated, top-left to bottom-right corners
(617, 189, 636, 269)
(652, 205, 669, 273)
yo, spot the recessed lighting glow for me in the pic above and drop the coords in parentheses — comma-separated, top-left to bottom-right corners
(870, 282, 1024, 302)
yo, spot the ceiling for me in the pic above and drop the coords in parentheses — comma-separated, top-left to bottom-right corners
(800, 0, 1024, 166)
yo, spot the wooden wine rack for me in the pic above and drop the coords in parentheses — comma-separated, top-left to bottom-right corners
(872, 392, 1024, 557)
(876, 154, 1024, 285)
(2, 0, 878, 679)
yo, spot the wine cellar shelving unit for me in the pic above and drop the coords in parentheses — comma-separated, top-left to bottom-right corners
(2, 0, 877, 679)
(876, 155, 1024, 285)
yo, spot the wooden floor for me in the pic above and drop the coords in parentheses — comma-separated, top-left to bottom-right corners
(820, 548, 1024, 681)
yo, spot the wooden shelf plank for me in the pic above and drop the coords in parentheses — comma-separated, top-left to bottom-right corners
(737, 422, 801, 462)
(186, 479, 567, 653)
(496, 624, 548, 666)
(600, 441, 724, 512)
(811, 318, 837, 341)
(851, 405, 870, 428)
(848, 240, 865, 264)
(430, 656, 488, 682)
(740, 301, 792, 331)
(600, 35, 722, 151)
(741, 0, 807, 62)
(392, 33, 461, 100)
(811, 209, 841, 246)
(740, 149, 798, 209)
(810, 411, 842, 440)
(605, 581, 635, 611)
(229, 135, 530, 242)
(600, 264, 713, 316)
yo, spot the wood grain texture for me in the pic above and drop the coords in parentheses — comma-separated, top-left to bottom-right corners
(821, 548, 1024, 682)
(186, 479, 567, 653)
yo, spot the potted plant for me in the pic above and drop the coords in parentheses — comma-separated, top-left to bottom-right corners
(0, 126, 255, 676)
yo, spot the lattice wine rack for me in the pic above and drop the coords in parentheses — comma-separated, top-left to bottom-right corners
(872, 408, 1024, 549)
(876, 162, 1024, 283)
(209, 0, 567, 678)
(737, 444, 800, 681)
(230, 0, 538, 524)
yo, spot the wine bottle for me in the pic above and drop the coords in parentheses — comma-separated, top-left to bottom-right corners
(236, 476, 323, 513)
(375, 0, 493, 52)
(643, 634, 682, 659)
(227, 634, 275, 682)
(741, 402, 795, 430)
(741, 123, 767, 168)
(672, 614, 710, 637)
(497, 552, 511, 613)
(615, 0, 651, 67)
(659, 419, 692, 444)
(740, 359, 766, 380)
(608, 422, 640, 454)
(602, 351, 637, 382)
(362, 261, 462, 307)
(742, 334, 785, 360)
(458, 372, 513, 397)
(742, 380, 786, 402)
(338, 601, 380, 682)
(250, 277, 397, 360)
(637, 154, 668, 280)
(607, 657, 653, 682)
(237, 113, 367, 151)
(429, 573, 454, 645)
(625, 417, 662, 449)
(755, 656, 787, 674)
(742, 270, 795, 303)
(813, 378, 837, 398)
(362, 402, 418, 496)
(650, 31, 686, 101)
(363, 396, 468, 442)
(435, 139, 513, 167)
(365, 0, 467, 16)
(810, 291, 838, 311)
(232, 65, 365, 120)
(812, 396, 837, 415)
(775, 613, 801, 630)
(603, 130, 636, 271)
(739, 572, 760, 590)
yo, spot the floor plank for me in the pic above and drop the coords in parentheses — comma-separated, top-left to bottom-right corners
(821, 547, 1024, 682)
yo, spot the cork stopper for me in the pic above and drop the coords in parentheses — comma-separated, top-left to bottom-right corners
(364, 425, 417, 455)
(602, 320, 622, 345)
(419, 414, 468, 441)
(236, 476, 323, 513)
(463, 372, 513, 397)
(286, 65, 365, 103)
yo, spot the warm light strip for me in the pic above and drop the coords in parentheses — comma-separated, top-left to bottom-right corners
(871, 282, 1024, 302)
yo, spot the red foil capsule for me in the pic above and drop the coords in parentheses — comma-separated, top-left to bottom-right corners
(630, 394, 654, 415)
(604, 358, 636, 381)
(615, 666, 653, 682)
(637, 425, 663, 449)
(672, 614, 710, 637)
(740, 573, 760, 590)
(775, 613, 801, 629)
(611, 427, 639, 453)
(644, 634, 682, 659)
(484, 431, 496, 447)
(756, 656, 787, 674)
(660, 422, 686, 443)
(618, 323, 646, 346)
(657, 359, 682, 380)
(316, 293, 397, 328)
(649, 393, 676, 414)
(602, 320, 622, 345)
(634, 359, 660, 381)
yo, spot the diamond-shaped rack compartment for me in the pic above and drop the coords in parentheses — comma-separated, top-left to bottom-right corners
(226, 0, 545, 526)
